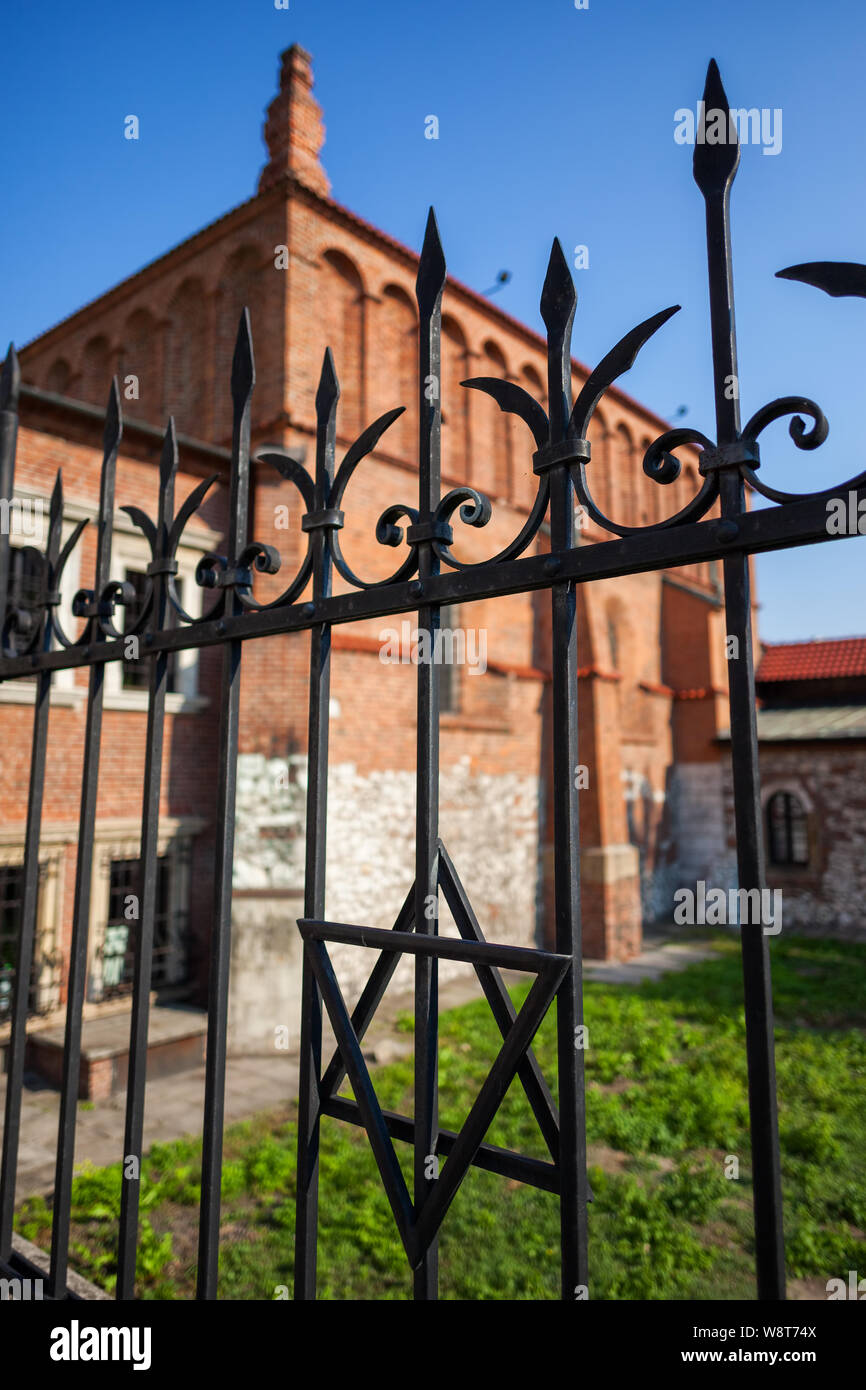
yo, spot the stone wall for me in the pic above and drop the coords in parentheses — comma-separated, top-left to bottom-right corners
(232, 750, 542, 1012)
(660, 760, 737, 916)
(736, 742, 866, 940)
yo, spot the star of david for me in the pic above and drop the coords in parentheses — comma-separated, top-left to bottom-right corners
(298, 839, 579, 1268)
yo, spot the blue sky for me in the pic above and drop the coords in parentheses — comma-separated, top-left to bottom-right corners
(2, 0, 865, 640)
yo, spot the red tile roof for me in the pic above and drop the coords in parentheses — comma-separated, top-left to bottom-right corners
(757, 638, 866, 682)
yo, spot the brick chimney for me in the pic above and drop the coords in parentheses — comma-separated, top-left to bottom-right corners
(258, 45, 330, 198)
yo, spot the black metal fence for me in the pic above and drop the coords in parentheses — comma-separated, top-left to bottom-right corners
(1, 60, 864, 1301)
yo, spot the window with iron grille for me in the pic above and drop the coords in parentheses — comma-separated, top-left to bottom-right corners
(0, 864, 41, 1022)
(766, 791, 810, 867)
(100, 856, 177, 997)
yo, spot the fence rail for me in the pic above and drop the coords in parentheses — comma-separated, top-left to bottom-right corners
(1, 58, 864, 1300)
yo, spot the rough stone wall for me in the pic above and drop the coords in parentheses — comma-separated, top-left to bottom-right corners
(233, 751, 541, 1008)
(660, 761, 737, 916)
(729, 742, 866, 940)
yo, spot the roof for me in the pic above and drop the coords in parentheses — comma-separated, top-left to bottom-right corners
(720, 706, 866, 742)
(756, 638, 866, 683)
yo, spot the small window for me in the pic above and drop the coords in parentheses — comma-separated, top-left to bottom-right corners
(100, 856, 176, 998)
(121, 569, 183, 691)
(0, 864, 41, 1021)
(439, 606, 460, 715)
(766, 792, 809, 867)
(607, 616, 619, 670)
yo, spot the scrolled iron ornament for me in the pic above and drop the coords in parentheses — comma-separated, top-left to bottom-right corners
(327, 402, 418, 591)
(73, 576, 138, 641)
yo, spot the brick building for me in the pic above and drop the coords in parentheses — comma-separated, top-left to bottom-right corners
(735, 637, 866, 940)
(2, 46, 735, 1083)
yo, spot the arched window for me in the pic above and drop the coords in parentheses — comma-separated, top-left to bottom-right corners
(118, 308, 157, 419)
(478, 340, 512, 499)
(612, 424, 634, 525)
(640, 436, 657, 525)
(766, 791, 809, 866)
(45, 358, 71, 396)
(442, 315, 470, 482)
(320, 250, 364, 441)
(81, 336, 111, 406)
(606, 598, 626, 672)
(380, 285, 417, 462)
(163, 279, 208, 437)
(607, 614, 619, 670)
(586, 409, 610, 521)
(514, 364, 546, 509)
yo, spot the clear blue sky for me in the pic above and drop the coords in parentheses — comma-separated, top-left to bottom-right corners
(2, 0, 865, 640)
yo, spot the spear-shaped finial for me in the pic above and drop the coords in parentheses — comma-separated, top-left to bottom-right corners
(47, 471, 64, 565)
(157, 417, 179, 546)
(231, 308, 256, 407)
(541, 239, 577, 442)
(103, 377, 123, 458)
(0, 344, 21, 413)
(540, 238, 577, 344)
(226, 309, 256, 560)
(314, 348, 340, 506)
(159, 417, 178, 492)
(315, 346, 340, 423)
(693, 59, 740, 200)
(91, 378, 123, 600)
(416, 207, 446, 319)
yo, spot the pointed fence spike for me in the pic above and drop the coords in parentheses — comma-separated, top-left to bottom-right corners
(49, 471, 63, 527)
(0, 343, 21, 412)
(416, 207, 446, 318)
(103, 377, 122, 456)
(47, 471, 64, 561)
(540, 239, 577, 341)
(316, 347, 340, 420)
(231, 307, 256, 405)
(693, 58, 739, 198)
(159, 417, 179, 488)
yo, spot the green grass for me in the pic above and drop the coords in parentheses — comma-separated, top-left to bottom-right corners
(15, 933, 866, 1299)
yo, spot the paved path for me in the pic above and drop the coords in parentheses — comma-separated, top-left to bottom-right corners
(0, 933, 719, 1200)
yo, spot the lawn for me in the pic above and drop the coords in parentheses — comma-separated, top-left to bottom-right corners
(15, 933, 866, 1299)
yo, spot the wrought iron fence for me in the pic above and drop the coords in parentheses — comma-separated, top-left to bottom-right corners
(0, 59, 864, 1301)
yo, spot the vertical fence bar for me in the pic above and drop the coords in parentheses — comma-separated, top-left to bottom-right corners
(0, 345, 19, 626)
(540, 243, 589, 1299)
(294, 351, 339, 1299)
(694, 61, 785, 1300)
(721, 541, 784, 1299)
(412, 209, 446, 1300)
(0, 346, 39, 1261)
(48, 382, 122, 1299)
(116, 422, 178, 1299)
(196, 313, 254, 1299)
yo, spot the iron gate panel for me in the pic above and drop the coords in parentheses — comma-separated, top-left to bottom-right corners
(0, 60, 864, 1300)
